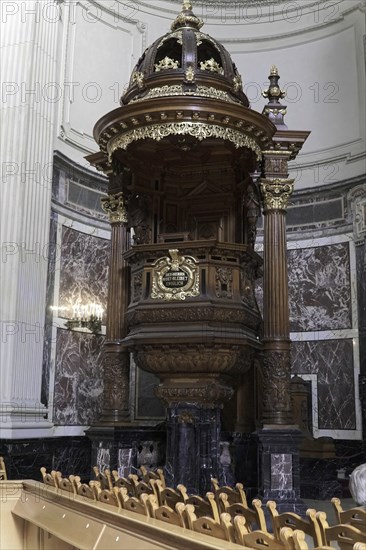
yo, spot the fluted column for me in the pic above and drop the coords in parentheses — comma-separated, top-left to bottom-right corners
(100, 192, 131, 423)
(0, 2, 59, 437)
(260, 161, 294, 426)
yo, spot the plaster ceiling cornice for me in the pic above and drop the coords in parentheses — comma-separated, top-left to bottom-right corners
(133, 0, 346, 24)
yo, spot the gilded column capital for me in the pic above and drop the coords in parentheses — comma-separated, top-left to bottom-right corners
(260, 178, 295, 212)
(101, 192, 128, 224)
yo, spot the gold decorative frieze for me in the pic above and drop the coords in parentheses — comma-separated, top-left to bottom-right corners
(130, 84, 236, 104)
(151, 249, 199, 301)
(109, 122, 262, 160)
(154, 57, 180, 71)
(264, 156, 288, 176)
(262, 150, 292, 157)
(101, 192, 128, 224)
(260, 178, 295, 211)
(155, 381, 234, 407)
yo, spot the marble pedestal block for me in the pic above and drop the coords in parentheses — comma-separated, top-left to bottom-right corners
(165, 404, 221, 495)
(257, 428, 306, 515)
(86, 425, 166, 478)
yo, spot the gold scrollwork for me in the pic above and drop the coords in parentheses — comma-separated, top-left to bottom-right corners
(154, 57, 180, 71)
(109, 122, 262, 160)
(101, 192, 128, 224)
(157, 31, 183, 48)
(264, 107, 287, 116)
(260, 178, 295, 211)
(233, 74, 243, 92)
(131, 71, 144, 89)
(151, 249, 200, 301)
(171, 11, 203, 31)
(185, 66, 195, 82)
(200, 58, 224, 75)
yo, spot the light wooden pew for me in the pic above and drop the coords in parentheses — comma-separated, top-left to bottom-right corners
(4, 480, 253, 550)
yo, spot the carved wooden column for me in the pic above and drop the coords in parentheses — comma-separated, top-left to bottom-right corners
(256, 67, 310, 512)
(260, 167, 294, 425)
(100, 189, 131, 423)
(257, 155, 305, 511)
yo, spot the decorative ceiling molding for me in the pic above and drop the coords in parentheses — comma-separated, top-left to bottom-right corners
(133, 0, 363, 37)
(167, 0, 290, 5)
(134, 0, 341, 20)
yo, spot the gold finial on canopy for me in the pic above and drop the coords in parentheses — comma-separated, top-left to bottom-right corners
(172, 0, 203, 30)
(270, 65, 279, 76)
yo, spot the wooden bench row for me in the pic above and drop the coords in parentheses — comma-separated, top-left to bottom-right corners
(40, 467, 365, 549)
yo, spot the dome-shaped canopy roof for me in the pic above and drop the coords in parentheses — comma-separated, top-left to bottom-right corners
(122, 0, 249, 107)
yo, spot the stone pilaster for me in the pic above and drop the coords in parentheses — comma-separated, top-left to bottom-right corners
(0, 2, 59, 437)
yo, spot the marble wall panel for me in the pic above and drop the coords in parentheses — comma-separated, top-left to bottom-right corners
(292, 339, 355, 430)
(356, 241, 366, 430)
(53, 329, 104, 425)
(288, 243, 352, 332)
(271, 454, 293, 491)
(59, 227, 110, 312)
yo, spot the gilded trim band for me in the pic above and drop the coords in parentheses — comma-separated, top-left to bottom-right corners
(108, 122, 262, 160)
